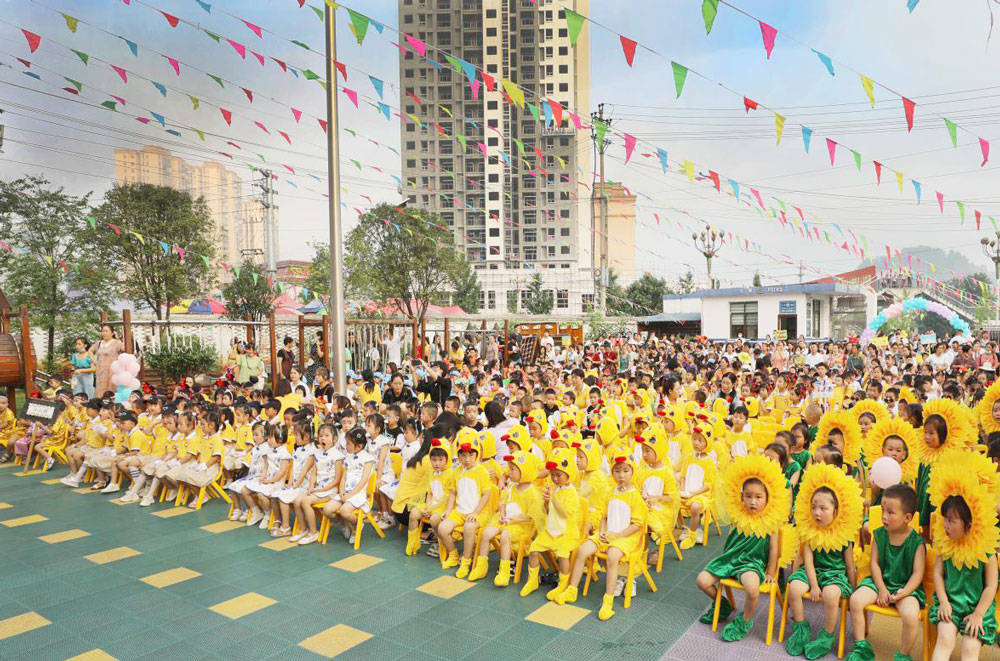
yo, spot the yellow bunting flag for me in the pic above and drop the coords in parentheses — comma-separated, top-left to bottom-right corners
(895, 171, 904, 192)
(684, 160, 694, 182)
(860, 75, 875, 107)
(775, 113, 786, 146)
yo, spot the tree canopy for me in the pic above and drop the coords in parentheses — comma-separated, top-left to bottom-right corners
(523, 273, 554, 315)
(221, 260, 273, 322)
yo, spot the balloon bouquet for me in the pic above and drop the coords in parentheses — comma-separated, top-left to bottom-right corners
(110, 353, 142, 403)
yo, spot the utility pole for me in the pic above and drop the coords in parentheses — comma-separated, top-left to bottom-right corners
(325, 3, 347, 394)
(798, 260, 804, 283)
(255, 168, 277, 275)
(591, 103, 610, 314)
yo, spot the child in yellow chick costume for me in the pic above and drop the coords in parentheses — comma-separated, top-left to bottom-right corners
(636, 433, 680, 555)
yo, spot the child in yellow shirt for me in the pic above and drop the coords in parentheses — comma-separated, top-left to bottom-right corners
(679, 427, 718, 550)
(438, 437, 496, 576)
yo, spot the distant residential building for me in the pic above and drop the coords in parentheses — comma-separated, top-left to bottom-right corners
(591, 181, 636, 285)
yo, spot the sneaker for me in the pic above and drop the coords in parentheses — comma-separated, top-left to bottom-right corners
(376, 515, 394, 530)
(298, 532, 319, 545)
(100, 483, 120, 494)
(139, 496, 154, 507)
(90, 482, 107, 491)
(696, 528, 705, 544)
(120, 493, 140, 504)
(246, 510, 264, 527)
(270, 527, 289, 538)
(238, 510, 249, 522)
(138, 486, 150, 498)
(45, 458, 55, 469)
(289, 531, 305, 542)
(426, 544, 440, 558)
(258, 516, 270, 530)
(613, 576, 626, 597)
(341, 525, 352, 540)
(60, 477, 79, 487)
(229, 509, 243, 522)
(348, 533, 356, 545)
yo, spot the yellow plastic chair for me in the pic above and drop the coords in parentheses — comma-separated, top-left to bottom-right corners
(318, 472, 385, 549)
(777, 547, 849, 658)
(582, 522, 658, 609)
(654, 525, 684, 570)
(862, 546, 935, 661)
(175, 451, 232, 510)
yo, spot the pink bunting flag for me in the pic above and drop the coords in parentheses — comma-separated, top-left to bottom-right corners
(21, 29, 41, 53)
(343, 87, 359, 108)
(619, 35, 637, 66)
(901, 97, 915, 132)
(250, 51, 264, 66)
(278, 130, 291, 144)
(219, 152, 232, 159)
(110, 65, 128, 82)
(111, 94, 126, 106)
(242, 88, 254, 102)
(165, 56, 180, 75)
(751, 188, 765, 210)
(743, 97, 757, 113)
(108, 223, 121, 235)
(227, 39, 246, 59)
(404, 34, 426, 56)
(317, 119, 327, 133)
(980, 138, 990, 166)
(623, 133, 636, 164)
(253, 121, 269, 134)
(470, 78, 481, 100)
(976, 210, 983, 230)
(283, 164, 295, 174)
(478, 142, 488, 158)
(826, 138, 837, 165)
(759, 21, 777, 59)
(160, 11, 179, 27)
(135, 117, 150, 124)
(569, 112, 583, 129)
(334, 61, 347, 81)
(226, 141, 241, 150)
(176, 246, 185, 260)
(936, 191, 944, 213)
(220, 108, 232, 125)
(272, 58, 287, 71)
(291, 107, 302, 122)
(242, 19, 262, 37)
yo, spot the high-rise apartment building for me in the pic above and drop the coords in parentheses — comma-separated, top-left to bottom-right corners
(398, 0, 594, 315)
(114, 146, 273, 276)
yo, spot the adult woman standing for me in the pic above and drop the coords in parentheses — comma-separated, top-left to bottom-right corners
(93, 324, 123, 397)
(70, 337, 96, 398)
(305, 331, 324, 385)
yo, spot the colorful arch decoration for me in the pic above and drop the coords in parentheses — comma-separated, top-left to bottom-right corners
(861, 296, 971, 345)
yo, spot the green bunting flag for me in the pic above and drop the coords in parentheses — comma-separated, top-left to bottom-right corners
(252, 272, 259, 286)
(671, 61, 688, 98)
(291, 40, 310, 50)
(852, 149, 862, 171)
(62, 13, 79, 33)
(456, 134, 467, 151)
(233, 266, 241, 280)
(527, 103, 539, 122)
(956, 201, 965, 223)
(100, 100, 117, 111)
(188, 95, 200, 110)
(944, 118, 957, 148)
(702, 0, 719, 34)
(86, 216, 96, 229)
(565, 9, 585, 46)
(310, 5, 323, 20)
(194, 129, 205, 141)
(594, 119, 608, 146)
(207, 73, 224, 88)
(347, 9, 369, 45)
(303, 69, 320, 81)
(201, 255, 210, 268)
(204, 30, 221, 43)
(444, 54, 460, 71)
(63, 77, 82, 92)
(71, 49, 89, 65)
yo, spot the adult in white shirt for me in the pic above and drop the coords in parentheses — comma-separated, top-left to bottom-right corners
(382, 329, 402, 367)
(804, 344, 827, 368)
(926, 343, 952, 372)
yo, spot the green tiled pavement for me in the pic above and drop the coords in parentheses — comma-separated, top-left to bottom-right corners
(0, 464, 724, 659)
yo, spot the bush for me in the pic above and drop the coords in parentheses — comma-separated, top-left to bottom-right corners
(144, 336, 219, 383)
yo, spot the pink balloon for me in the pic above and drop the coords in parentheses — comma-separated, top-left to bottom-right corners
(124, 376, 141, 390)
(111, 362, 124, 375)
(111, 372, 127, 387)
(126, 362, 140, 377)
(870, 457, 903, 489)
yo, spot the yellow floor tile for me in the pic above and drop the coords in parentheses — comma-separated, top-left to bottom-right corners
(39, 529, 90, 544)
(13, 469, 45, 476)
(65, 650, 118, 661)
(141, 567, 201, 588)
(200, 520, 244, 534)
(1, 514, 47, 528)
(298, 624, 372, 658)
(524, 602, 591, 630)
(330, 553, 385, 573)
(0, 502, 11, 509)
(259, 538, 298, 551)
(84, 546, 141, 565)
(72, 487, 96, 494)
(0, 612, 50, 641)
(40, 478, 62, 485)
(108, 498, 130, 506)
(415, 575, 476, 599)
(208, 592, 276, 619)
(151, 506, 192, 518)
(0, 462, 17, 468)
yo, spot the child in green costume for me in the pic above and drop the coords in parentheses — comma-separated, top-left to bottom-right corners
(845, 484, 926, 661)
(929, 495, 998, 660)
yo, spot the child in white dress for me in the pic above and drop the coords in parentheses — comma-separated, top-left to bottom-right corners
(290, 423, 344, 545)
(246, 424, 291, 529)
(228, 421, 269, 521)
(322, 427, 375, 545)
(272, 420, 318, 537)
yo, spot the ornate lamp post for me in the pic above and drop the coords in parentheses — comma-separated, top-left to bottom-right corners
(981, 233, 1000, 321)
(693, 229, 723, 289)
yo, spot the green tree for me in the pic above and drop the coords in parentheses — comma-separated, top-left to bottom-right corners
(602, 268, 628, 315)
(523, 273, 554, 315)
(303, 242, 330, 298)
(622, 272, 668, 315)
(343, 203, 478, 323)
(753, 271, 762, 287)
(677, 270, 696, 294)
(0, 177, 116, 361)
(90, 184, 215, 319)
(446, 258, 482, 313)
(222, 260, 273, 322)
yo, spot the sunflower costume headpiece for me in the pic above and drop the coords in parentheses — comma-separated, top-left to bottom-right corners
(793, 464, 865, 552)
(977, 380, 1000, 435)
(722, 454, 791, 538)
(864, 417, 921, 483)
(850, 399, 889, 428)
(897, 385, 917, 405)
(921, 398, 976, 463)
(928, 450, 1000, 569)
(813, 409, 863, 465)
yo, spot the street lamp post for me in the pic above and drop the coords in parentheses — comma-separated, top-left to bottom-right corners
(693, 229, 723, 289)
(981, 232, 1000, 321)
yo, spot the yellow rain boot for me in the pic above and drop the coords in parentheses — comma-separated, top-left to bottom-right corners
(554, 585, 578, 605)
(494, 560, 512, 587)
(406, 528, 420, 556)
(455, 557, 472, 579)
(598, 594, 616, 621)
(679, 529, 697, 550)
(467, 555, 489, 582)
(442, 549, 460, 570)
(519, 565, 540, 597)
(546, 573, 570, 601)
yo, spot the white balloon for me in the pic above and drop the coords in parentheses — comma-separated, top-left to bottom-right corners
(111, 372, 127, 387)
(126, 362, 141, 377)
(870, 457, 903, 489)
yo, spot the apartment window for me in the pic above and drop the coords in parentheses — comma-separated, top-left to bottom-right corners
(486, 27, 497, 36)
(559, 82, 568, 92)
(404, 14, 413, 23)
(486, 9, 496, 17)
(560, 228, 569, 236)
(559, 47, 568, 56)
(730, 302, 758, 339)
(487, 290, 496, 309)
(488, 173, 499, 183)
(487, 100, 498, 110)
(560, 246, 570, 255)
(486, 45, 497, 55)
(438, 32, 451, 45)
(488, 192, 499, 200)
(489, 228, 499, 237)
(437, 13, 450, 26)
(478, 290, 485, 310)
(557, 289, 568, 309)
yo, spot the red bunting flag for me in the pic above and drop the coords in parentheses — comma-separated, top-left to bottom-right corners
(334, 61, 347, 81)
(16, 58, 30, 67)
(826, 138, 837, 165)
(250, 51, 264, 66)
(283, 164, 295, 174)
(21, 29, 41, 53)
(272, 58, 287, 71)
(407, 91, 423, 107)
(164, 56, 180, 75)
(759, 21, 777, 59)
(225, 141, 241, 149)
(623, 133, 637, 163)
(290, 107, 302, 122)
(980, 138, 990, 166)
(743, 97, 757, 113)
(873, 161, 882, 184)
(936, 191, 944, 212)
(317, 119, 327, 133)
(108, 223, 121, 235)
(227, 39, 246, 59)
(160, 11, 179, 27)
(482, 71, 495, 91)
(548, 99, 563, 126)
(620, 35, 637, 66)
(219, 108, 232, 125)
(278, 130, 291, 144)
(976, 210, 982, 230)
(242, 88, 254, 102)
(901, 97, 915, 132)
(253, 121, 269, 134)
(242, 19, 262, 37)
(708, 171, 721, 191)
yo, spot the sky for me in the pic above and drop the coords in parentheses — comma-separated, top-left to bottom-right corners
(1, 0, 999, 291)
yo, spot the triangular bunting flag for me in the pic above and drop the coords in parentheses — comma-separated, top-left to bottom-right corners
(860, 75, 875, 107)
(565, 8, 586, 46)
(369, 75, 384, 98)
(812, 49, 835, 75)
(623, 134, 637, 164)
(902, 97, 915, 131)
(619, 35, 637, 66)
(220, 108, 232, 125)
(702, 0, 719, 34)
(21, 29, 41, 53)
(936, 191, 944, 213)
(852, 149, 862, 170)
(160, 11, 179, 27)
(242, 87, 254, 102)
(62, 13, 80, 32)
(980, 138, 990, 166)
(826, 138, 836, 165)
(71, 49, 89, 64)
(343, 88, 359, 107)
(110, 65, 127, 82)
(165, 56, 180, 75)
(801, 126, 812, 152)
(242, 19, 262, 38)
(671, 61, 687, 98)
(348, 9, 370, 44)
(759, 21, 777, 58)
(657, 148, 668, 173)
(227, 39, 246, 58)
(207, 73, 224, 87)
(874, 161, 882, 184)
(775, 113, 785, 145)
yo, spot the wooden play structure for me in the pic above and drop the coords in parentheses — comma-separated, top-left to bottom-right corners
(0, 289, 36, 403)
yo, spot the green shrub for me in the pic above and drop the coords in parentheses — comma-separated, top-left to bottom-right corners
(144, 336, 219, 383)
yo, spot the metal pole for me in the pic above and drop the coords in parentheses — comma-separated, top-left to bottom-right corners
(325, 4, 347, 394)
(994, 259, 999, 322)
